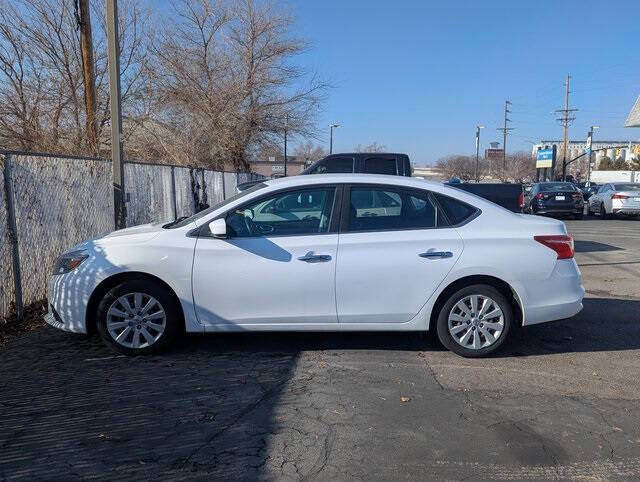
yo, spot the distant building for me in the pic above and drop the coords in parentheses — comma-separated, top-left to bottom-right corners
(531, 140, 640, 173)
(625, 95, 640, 127)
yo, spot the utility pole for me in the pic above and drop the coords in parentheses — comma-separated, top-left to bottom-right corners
(555, 74, 578, 181)
(283, 113, 288, 176)
(106, 0, 126, 229)
(586, 125, 599, 185)
(329, 124, 340, 154)
(475, 125, 484, 183)
(76, 0, 98, 156)
(496, 100, 513, 169)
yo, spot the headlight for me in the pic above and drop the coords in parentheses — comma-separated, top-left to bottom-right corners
(53, 250, 89, 275)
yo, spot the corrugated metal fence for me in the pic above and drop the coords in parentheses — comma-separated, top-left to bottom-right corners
(0, 151, 263, 320)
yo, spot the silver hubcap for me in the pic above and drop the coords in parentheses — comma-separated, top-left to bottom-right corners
(448, 294, 504, 350)
(106, 293, 166, 349)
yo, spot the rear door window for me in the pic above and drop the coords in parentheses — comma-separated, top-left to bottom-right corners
(363, 157, 398, 175)
(434, 194, 478, 225)
(310, 157, 354, 173)
(347, 186, 438, 231)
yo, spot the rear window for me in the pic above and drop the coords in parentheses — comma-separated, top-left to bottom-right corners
(308, 157, 354, 174)
(434, 194, 478, 225)
(539, 183, 577, 192)
(363, 157, 397, 175)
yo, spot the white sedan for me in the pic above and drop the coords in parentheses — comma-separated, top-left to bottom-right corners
(46, 174, 584, 357)
(587, 182, 640, 218)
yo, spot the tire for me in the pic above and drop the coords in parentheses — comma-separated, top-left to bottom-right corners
(587, 204, 594, 216)
(574, 212, 583, 220)
(96, 279, 181, 355)
(600, 203, 608, 219)
(436, 284, 513, 358)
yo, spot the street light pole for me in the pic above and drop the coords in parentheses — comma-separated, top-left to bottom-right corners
(284, 113, 288, 176)
(106, 0, 125, 229)
(329, 124, 340, 154)
(475, 125, 484, 183)
(586, 125, 599, 185)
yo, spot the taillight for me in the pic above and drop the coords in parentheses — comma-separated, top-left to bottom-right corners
(534, 235, 574, 260)
(612, 194, 628, 200)
(518, 192, 524, 208)
(535, 193, 545, 199)
(572, 192, 583, 200)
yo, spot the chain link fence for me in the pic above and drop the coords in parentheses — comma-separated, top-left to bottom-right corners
(0, 151, 264, 320)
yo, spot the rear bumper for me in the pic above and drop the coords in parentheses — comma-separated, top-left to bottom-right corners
(533, 204, 582, 216)
(612, 208, 640, 215)
(515, 259, 585, 326)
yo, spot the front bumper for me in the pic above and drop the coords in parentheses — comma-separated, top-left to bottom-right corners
(46, 273, 91, 334)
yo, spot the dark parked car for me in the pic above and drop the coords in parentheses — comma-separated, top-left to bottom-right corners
(445, 183, 525, 213)
(302, 152, 412, 176)
(523, 182, 584, 219)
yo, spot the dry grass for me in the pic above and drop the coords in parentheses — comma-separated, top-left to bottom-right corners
(0, 300, 46, 345)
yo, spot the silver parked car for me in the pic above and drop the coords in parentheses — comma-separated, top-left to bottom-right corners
(587, 183, 640, 218)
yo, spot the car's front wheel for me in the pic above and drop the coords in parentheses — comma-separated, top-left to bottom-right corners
(436, 284, 513, 357)
(96, 279, 181, 355)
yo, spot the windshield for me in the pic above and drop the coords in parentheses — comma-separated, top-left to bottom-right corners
(614, 183, 640, 191)
(164, 182, 267, 229)
(539, 183, 576, 192)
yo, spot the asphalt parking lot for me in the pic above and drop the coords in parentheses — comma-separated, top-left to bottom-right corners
(1, 218, 639, 480)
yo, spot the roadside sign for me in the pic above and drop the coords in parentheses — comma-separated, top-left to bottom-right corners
(536, 147, 554, 168)
(271, 164, 284, 173)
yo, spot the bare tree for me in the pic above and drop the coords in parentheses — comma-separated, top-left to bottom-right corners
(435, 155, 479, 181)
(0, 0, 152, 156)
(293, 140, 326, 162)
(354, 142, 387, 153)
(492, 152, 536, 182)
(149, 0, 328, 170)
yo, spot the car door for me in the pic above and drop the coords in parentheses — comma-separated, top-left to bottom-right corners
(335, 184, 464, 324)
(192, 185, 340, 326)
(590, 185, 608, 212)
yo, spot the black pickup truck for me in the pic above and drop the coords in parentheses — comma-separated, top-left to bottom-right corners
(302, 153, 412, 176)
(446, 182, 525, 213)
(237, 153, 412, 191)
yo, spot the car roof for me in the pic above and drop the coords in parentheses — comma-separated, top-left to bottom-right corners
(323, 152, 408, 157)
(263, 173, 437, 189)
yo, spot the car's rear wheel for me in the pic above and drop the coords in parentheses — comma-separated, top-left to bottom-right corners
(436, 284, 513, 358)
(96, 279, 180, 355)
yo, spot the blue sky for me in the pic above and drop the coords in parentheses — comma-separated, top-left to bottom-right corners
(288, 0, 640, 165)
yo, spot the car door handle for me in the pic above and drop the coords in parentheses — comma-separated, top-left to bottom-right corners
(419, 250, 453, 259)
(298, 251, 332, 263)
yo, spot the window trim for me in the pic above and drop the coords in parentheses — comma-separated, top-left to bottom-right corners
(430, 192, 481, 228)
(340, 183, 459, 234)
(195, 184, 343, 239)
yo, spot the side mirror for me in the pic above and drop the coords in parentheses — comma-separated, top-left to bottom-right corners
(208, 218, 227, 238)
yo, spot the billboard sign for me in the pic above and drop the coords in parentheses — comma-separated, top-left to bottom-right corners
(485, 148, 504, 161)
(536, 147, 555, 168)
